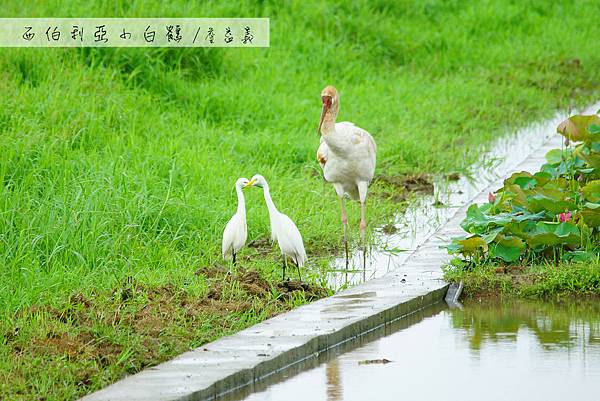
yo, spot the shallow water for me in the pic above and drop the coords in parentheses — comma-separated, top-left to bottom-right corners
(237, 300, 600, 401)
(327, 102, 600, 289)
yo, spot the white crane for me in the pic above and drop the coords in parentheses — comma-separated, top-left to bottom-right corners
(245, 174, 306, 280)
(316, 85, 377, 267)
(221, 177, 249, 265)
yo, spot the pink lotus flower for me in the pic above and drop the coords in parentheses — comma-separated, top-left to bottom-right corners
(559, 211, 572, 223)
(488, 192, 496, 203)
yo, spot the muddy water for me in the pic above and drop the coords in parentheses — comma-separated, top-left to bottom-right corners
(328, 103, 600, 289)
(236, 300, 600, 401)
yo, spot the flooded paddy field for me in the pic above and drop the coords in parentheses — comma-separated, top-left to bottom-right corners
(326, 103, 600, 289)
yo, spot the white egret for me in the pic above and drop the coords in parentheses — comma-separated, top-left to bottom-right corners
(245, 174, 307, 280)
(316, 85, 377, 267)
(221, 177, 250, 265)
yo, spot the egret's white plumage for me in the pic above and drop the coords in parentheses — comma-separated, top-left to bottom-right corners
(316, 86, 377, 265)
(222, 177, 249, 264)
(246, 174, 307, 279)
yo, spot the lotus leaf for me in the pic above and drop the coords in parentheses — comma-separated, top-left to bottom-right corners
(557, 114, 600, 142)
(582, 180, 600, 202)
(527, 194, 575, 215)
(562, 250, 599, 262)
(491, 235, 525, 262)
(527, 222, 580, 247)
(579, 207, 600, 227)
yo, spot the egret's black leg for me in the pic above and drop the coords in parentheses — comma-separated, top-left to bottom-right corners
(281, 255, 287, 281)
(294, 258, 302, 281)
(232, 251, 236, 266)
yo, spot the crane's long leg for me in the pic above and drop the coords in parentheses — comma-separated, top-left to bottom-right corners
(358, 181, 369, 271)
(360, 201, 366, 270)
(232, 251, 236, 266)
(340, 196, 349, 269)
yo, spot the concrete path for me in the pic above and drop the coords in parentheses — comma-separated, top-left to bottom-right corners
(80, 110, 576, 401)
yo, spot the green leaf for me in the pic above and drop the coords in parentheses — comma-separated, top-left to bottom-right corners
(505, 172, 536, 189)
(514, 176, 537, 189)
(447, 235, 489, 257)
(526, 221, 580, 247)
(582, 180, 600, 202)
(527, 194, 575, 214)
(446, 237, 466, 254)
(527, 232, 564, 247)
(544, 148, 567, 164)
(557, 114, 600, 142)
(562, 250, 599, 262)
(491, 243, 520, 262)
(554, 222, 580, 237)
(580, 208, 600, 227)
(533, 171, 553, 186)
(589, 124, 600, 134)
(459, 236, 488, 254)
(579, 151, 600, 169)
(491, 236, 525, 262)
(460, 204, 545, 234)
(481, 227, 504, 243)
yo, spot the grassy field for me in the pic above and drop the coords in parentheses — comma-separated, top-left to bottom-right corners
(2, 0, 600, 399)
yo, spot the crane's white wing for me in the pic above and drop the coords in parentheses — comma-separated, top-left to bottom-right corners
(336, 121, 377, 182)
(316, 136, 328, 170)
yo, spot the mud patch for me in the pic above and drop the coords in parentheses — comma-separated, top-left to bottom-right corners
(6, 270, 329, 400)
(374, 173, 434, 203)
(195, 265, 229, 278)
(277, 280, 329, 301)
(31, 331, 124, 368)
(247, 237, 273, 255)
(377, 174, 433, 193)
(205, 268, 328, 302)
(381, 222, 398, 235)
(446, 172, 461, 181)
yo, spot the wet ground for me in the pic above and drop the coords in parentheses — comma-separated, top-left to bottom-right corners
(327, 103, 600, 289)
(233, 300, 600, 401)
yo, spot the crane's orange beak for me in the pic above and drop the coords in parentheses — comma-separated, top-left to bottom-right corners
(318, 96, 332, 135)
(243, 178, 257, 189)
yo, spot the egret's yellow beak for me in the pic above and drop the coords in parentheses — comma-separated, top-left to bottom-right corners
(243, 178, 257, 188)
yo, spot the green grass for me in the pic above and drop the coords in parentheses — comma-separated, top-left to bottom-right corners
(444, 260, 600, 298)
(2, 0, 600, 399)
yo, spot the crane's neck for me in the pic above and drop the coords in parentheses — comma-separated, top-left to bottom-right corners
(320, 101, 339, 136)
(261, 183, 279, 216)
(235, 184, 246, 216)
(320, 100, 351, 153)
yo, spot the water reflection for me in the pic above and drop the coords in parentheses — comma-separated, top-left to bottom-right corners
(325, 359, 342, 401)
(239, 300, 600, 401)
(453, 300, 600, 351)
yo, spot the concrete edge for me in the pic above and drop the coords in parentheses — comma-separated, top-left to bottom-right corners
(210, 286, 448, 401)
